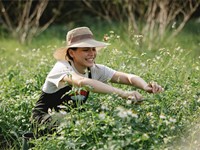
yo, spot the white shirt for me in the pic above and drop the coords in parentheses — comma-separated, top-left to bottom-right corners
(42, 61, 116, 93)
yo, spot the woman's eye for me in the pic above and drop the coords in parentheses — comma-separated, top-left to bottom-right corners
(82, 48, 96, 51)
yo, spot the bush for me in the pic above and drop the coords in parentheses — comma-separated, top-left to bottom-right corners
(0, 23, 200, 149)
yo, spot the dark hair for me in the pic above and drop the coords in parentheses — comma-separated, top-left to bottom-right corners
(66, 47, 77, 60)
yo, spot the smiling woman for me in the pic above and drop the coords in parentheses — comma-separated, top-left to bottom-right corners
(31, 27, 163, 136)
(67, 47, 97, 74)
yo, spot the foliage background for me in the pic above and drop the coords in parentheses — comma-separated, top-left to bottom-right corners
(0, 0, 200, 149)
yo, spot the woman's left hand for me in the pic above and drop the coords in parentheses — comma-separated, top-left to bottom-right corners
(144, 81, 164, 93)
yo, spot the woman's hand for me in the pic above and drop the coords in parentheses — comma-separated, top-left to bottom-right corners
(144, 82, 164, 93)
(126, 91, 143, 100)
(126, 91, 144, 104)
(119, 91, 143, 104)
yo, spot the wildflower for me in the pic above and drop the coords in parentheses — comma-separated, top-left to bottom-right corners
(110, 31, 114, 34)
(57, 136, 65, 140)
(59, 110, 67, 115)
(183, 101, 187, 105)
(141, 63, 146, 67)
(142, 133, 149, 141)
(126, 100, 132, 105)
(25, 79, 34, 84)
(103, 34, 109, 41)
(170, 126, 175, 130)
(48, 108, 53, 114)
(117, 111, 128, 118)
(116, 106, 138, 118)
(156, 56, 161, 60)
(101, 104, 109, 111)
(128, 111, 138, 118)
(141, 53, 146, 56)
(134, 35, 143, 38)
(135, 41, 139, 46)
(160, 114, 166, 119)
(75, 120, 81, 125)
(172, 22, 176, 29)
(147, 112, 153, 117)
(99, 112, 106, 120)
(169, 118, 176, 123)
(195, 66, 199, 71)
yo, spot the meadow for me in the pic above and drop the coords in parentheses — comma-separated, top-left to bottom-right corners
(0, 21, 200, 150)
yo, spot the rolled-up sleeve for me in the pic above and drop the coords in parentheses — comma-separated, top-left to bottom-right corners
(42, 61, 73, 93)
(47, 70, 70, 89)
(93, 64, 116, 83)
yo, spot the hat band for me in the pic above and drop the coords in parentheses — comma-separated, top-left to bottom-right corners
(69, 34, 93, 45)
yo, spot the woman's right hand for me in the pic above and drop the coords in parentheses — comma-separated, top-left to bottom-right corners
(128, 91, 143, 100)
(127, 91, 144, 104)
(121, 91, 143, 101)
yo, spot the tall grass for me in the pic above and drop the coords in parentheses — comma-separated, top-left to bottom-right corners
(0, 21, 200, 149)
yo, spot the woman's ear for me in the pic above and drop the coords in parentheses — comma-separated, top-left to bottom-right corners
(68, 49, 74, 58)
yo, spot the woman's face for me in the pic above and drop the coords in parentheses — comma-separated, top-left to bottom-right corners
(69, 47, 97, 72)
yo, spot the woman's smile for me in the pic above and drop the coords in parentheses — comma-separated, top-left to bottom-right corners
(85, 58, 94, 63)
(69, 47, 97, 74)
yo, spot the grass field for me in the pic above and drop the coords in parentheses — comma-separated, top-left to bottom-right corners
(0, 21, 200, 149)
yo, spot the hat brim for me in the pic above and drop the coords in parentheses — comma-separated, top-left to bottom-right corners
(68, 39, 109, 48)
(53, 39, 109, 61)
(53, 47, 68, 61)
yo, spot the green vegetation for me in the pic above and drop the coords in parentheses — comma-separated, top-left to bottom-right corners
(0, 21, 200, 149)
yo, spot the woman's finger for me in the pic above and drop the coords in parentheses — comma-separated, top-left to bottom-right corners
(135, 92, 143, 100)
(149, 82, 163, 93)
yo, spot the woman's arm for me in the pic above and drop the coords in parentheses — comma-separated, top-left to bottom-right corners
(111, 71, 163, 93)
(61, 72, 143, 100)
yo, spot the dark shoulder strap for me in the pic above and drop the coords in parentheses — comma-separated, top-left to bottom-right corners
(88, 67, 92, 79)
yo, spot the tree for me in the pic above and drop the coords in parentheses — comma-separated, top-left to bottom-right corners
(0, 0, 63, 44)
(82, 0, 200, 48)
(1, 0, 199, 45)
(141, 0, 200, 45)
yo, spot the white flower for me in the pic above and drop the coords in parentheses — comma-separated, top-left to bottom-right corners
(117, 111, 128, 118)
(156, 56, 161, 60)
(134, 35, 143, 38)
(101, 104, 109, 111)
(128, 111, 138, 118)
(126, 100, 132, 105)
(75, 120, 81, 125)
(169, 118, 176, 123)
(141, 53, 146, 56)
(25, 79, 34, 84)
(99, 112, 106, 120)
(110, 31, 114, 34)
(160, 114, 166, 119)
(172, 22, 176, 29)
(183, 101, 187, 105)
(59, 110, 67, 115)
(116, 106, 138, 118)
(141, 63, 146, 67)
(195, 66, 199, 71)
(147, 112, 153, 117)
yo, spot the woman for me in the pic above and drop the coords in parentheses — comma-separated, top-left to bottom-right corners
(32, 27, 163, 135)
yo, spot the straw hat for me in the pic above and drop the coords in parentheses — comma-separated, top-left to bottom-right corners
(53, 27, 109, 60)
